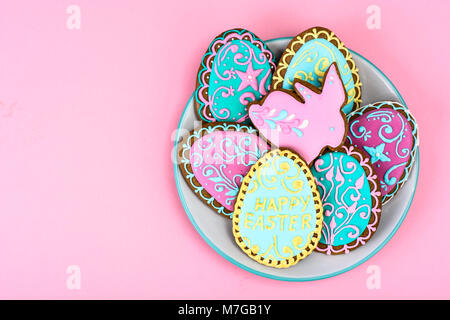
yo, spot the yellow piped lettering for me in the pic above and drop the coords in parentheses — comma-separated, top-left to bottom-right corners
(288, 215, 299, 231)
(265, 216, 275, 230)
(253, 215, 264, 231)
(301, 214, 312, 230)
(289, 197, 300, 210)
(300, 195, 310, 212)
(278, 214, 288, 231)
(267, 198, 277, 212)
(244, 212, 254, 229)
(254, 198, 266, 212)
(278, 197, 289, 211)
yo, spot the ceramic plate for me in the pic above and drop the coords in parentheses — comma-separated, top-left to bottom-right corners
(173, 37, 419, 281)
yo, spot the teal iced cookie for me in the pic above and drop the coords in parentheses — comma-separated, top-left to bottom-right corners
(272, 26, 361, 114)
(310, 145, 382, 254)
(195, 29, 276, 123)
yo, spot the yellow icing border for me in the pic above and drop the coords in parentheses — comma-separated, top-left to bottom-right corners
(272, 27, 362, 111)
(232, 149, 323, 268)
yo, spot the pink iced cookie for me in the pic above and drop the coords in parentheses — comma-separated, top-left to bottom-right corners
(346, 101, 419, 204)
(249, 63, 348, 164)
(178, 123, 270, 218)
(190, 131, 269, 212)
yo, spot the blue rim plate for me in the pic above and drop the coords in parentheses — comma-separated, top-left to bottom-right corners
(173, 37, 419, 281)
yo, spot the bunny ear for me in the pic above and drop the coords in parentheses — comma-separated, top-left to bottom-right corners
(293, 81, 317, 102)
(321, 63, 347, 108)
(292, 63, 347, 109)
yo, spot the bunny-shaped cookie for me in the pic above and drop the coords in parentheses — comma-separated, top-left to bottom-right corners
(249, 63, 348, 164)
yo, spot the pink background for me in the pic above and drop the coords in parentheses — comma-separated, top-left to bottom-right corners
(0, 0, 448, 299)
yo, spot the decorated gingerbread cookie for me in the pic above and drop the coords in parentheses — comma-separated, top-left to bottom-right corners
(272, 26, 361, 114)
(249, 63, 348, 164)
(311, 145, 382, 255)
(233, 149, 323, 268)
(346, 101, 419, 204)
(178, 122, 270, 218)
(195, 28, 276, 123)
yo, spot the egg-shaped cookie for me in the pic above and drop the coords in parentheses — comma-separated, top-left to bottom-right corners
(178, 122, 270, 218)
(346, 101, 419, 204)
(272, 26, 361, 114)
(311, 145, 382, 255)
(233, 149, 323, 268)
(195, 28, 276, 123)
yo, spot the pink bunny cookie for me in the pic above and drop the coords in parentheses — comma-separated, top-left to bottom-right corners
(249, 63, 348, 164)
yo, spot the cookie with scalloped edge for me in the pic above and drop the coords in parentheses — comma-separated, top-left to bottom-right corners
(272, 26, 361, 114)
(346, 101, 419, 204)
(177, 122, 270, 219)
(233, 149, 323, 268)
(195, 28, 276, 123)
(311, 144, 382, 255)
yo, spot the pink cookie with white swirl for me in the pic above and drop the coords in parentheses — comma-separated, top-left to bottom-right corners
(249, 63, 348, 164)
(346, 101, 419, 204)
(177, 123, 270, 219)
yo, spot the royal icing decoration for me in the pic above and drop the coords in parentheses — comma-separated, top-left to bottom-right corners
(271, 26, 361, 114)
(347, 101, 419, 204)
(311, 145, 382, 255)
(178, 123, 269, 218)
(233, 149, 323, 268)
(249, 63, 347, 164)
(195, 29, 276, 123)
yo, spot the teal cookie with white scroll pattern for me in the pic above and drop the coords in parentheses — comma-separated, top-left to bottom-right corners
(311, 144, 382, 255)
(272, 26, 361, 114)
(195, 29, 276, 124)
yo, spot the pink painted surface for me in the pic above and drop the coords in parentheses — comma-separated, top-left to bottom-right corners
(250, 64, 346, 163)
(0, 0, 448, 299)
(190, 130, 269, 211)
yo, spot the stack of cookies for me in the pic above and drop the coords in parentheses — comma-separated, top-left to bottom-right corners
(177, 27, 419, 268)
